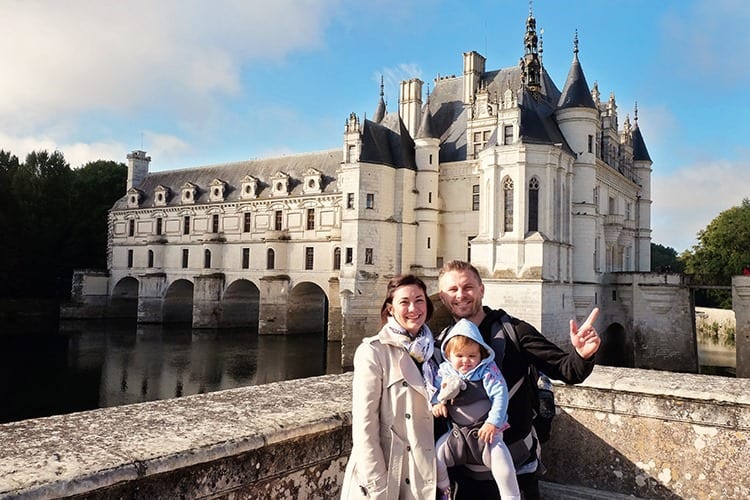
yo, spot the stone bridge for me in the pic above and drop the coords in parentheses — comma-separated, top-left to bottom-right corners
(1, 366, 747, 499)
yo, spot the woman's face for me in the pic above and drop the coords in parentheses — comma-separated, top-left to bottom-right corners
(389, 284, 428, 336)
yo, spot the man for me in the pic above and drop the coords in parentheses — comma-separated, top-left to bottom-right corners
(437, 260, 601, 499)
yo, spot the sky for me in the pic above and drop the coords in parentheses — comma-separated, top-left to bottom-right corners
(2, 0, 749, 254)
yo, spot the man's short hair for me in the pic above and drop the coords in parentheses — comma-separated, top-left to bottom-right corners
(438, 260, 483, 284)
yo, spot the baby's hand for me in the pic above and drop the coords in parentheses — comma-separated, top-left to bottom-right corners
(432, 402, 448, 418)
(477, 422, 497, 443)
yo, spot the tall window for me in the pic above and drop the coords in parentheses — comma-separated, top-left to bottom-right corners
(155, 217, 163, 235)
(243, 212, 252, 232)
(204, 249, 211, 268)
(305, 247, 314, 270)
(588, 134, 594, 153)
(347, 193, 354, 209)
(128, 219, 135, 237)
(503, 125, 513, 145)
(347, 144, 356, 163)
(503, 177, 514, 232)
(472, 184, 480, 211)
(274, 210, 283, 231)
(183, 216, 190, 235)
(266, 249, 275, 269)
(241, 248, 250, 269)
(211, 214, 219, 233)
(307, 208, 315, 230)
(181, 249, 189, 268)
(366, 193, 375, 209)
(147, 250, 154, 268)
(333, 247, 341, 270)
(127, 249, 133, 268)
(528, 178, 540, 232)
(365, 248, 374, 265)
(609, 196, 616, 215)
(472, 130, 491, 159)
(345, 247, 353, 264)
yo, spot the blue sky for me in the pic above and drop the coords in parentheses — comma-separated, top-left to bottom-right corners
(2, 0, 749, 253)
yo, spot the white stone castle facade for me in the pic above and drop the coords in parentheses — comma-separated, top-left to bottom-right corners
(69, 11, 697, 370)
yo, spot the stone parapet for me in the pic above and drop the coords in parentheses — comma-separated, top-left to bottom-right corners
(1, 367, 747, 499)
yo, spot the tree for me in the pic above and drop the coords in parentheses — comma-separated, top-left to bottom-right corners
(651, 243, 684, 273)
(680, 198, 750, 307)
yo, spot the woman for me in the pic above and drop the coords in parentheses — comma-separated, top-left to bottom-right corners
(341, 275, 439, 499)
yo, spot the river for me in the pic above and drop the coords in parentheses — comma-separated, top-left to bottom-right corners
(1, 319, 342, 424)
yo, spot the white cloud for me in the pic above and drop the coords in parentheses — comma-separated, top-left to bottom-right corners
(652, 159, 750, 252)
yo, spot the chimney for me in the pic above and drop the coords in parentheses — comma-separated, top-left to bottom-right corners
(399, 78, 423, 139)
(126, 150, 151, 191)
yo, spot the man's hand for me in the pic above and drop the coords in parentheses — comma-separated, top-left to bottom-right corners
(570, 307, 601, 359)
(477, 422, 497, 443)
(432, 402, 448, 418)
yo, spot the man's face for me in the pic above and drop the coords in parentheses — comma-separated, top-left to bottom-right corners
(438, 269, 485, 322)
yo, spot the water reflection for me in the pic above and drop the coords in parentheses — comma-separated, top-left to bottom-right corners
(1, 320, 342, 424)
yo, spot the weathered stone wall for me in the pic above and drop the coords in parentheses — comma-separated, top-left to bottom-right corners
(2, 368, 747, 499)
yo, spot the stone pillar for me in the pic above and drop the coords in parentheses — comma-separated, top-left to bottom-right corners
(258, 275, 290, 335)
(138, 273, 167, 323)
(327, 278, 342, 342)
(732, 276, 750, 378)
(193, 273, 225, 329)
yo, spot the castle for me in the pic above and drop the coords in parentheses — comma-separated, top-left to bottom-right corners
(70, 10, 696, 370)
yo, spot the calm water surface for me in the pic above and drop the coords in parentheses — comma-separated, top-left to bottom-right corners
(1, 320, 342, 424)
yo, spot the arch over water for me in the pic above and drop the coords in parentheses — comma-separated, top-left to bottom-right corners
(597, 322, 632, 367)
(223, 279, 260, 329)
(163, 279, 194, 323)
(110, 277, 139, 318)
(288, 281, 328, 335)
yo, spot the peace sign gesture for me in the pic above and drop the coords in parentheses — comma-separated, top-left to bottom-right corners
(570, 307, 601, 359)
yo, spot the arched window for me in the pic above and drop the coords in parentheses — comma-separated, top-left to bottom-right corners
(503, 177, 514, 232)
(204, 249, 211, 269)
(528, 177, 540, 232)
(333, 247, 341, 270)
(147, 250, 154, 268)
(266, 248, 275, 270)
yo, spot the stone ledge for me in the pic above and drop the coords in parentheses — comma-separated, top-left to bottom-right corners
(0, 373, 353, 499)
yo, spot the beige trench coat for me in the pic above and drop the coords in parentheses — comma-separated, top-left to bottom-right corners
(341, 326, 437, 500)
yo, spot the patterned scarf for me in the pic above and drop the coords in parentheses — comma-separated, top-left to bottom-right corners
(385, 316, 438, 399)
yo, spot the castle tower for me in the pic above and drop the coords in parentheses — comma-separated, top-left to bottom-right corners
(414, 97, 440, 269)
(631, 104, 653, 271)
(555, 32, 600, 283)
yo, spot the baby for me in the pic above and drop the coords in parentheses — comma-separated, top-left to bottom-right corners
(431, 318, 520, 500)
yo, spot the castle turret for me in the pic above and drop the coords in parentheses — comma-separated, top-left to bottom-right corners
(373, 76, 386, 124)
(126, 150, 150, 191)
(631, 104, 653, 271)
(414, 99, 440, 269)
(555, 32, 600, 283)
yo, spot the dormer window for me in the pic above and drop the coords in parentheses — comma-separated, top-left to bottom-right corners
(154, 185, 170, 207)
(240, 175, 259, 200)
(303, 168, 323, 194)
(270, 172, 290, 197)
(209, 178, 227, 202)
(180, 182, 198, 205)
(127, 187, 143, 208)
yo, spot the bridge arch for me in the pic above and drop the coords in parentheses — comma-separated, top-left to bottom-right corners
(163, 279, 194, 323)
(597, 322, 633, 368)
(288, 281, 328, 335)
(110, 277, 139, 318)
(222, 279, 260, 328)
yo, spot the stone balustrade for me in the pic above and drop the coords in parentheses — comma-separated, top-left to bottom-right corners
(1, 366, 747, 499)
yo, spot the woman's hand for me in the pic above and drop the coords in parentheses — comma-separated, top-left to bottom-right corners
(431, 402, 448, 418)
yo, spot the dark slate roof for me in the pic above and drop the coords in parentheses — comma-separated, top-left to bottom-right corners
(359, 115, 417, 169)
(518, 88, 573, 153)
(416, 103, 437, 139)
(112, 149, 342, 210)
(558, 54, 596, 109)
(632, 125, 652, 162)
(373, 96, 386, 123)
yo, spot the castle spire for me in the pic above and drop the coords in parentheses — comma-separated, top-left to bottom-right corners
(373, 75, 386, 123)
(521, 2, 541, 92)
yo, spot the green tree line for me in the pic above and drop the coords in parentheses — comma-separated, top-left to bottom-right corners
(0, 149, 126, 299)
